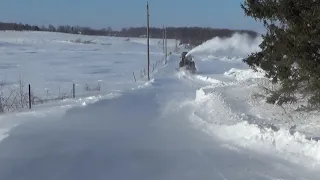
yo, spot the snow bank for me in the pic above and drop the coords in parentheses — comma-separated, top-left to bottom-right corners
(195, 116, 320, 167)
(176, 69, 230, 87)
(192, 88, 241, 125)
(133, 78, 155, 90)
(0, 128, 10, 142)
(193, 75, 232, 88)
(224, 68, 265, 81)
(188, 86, 320, 167)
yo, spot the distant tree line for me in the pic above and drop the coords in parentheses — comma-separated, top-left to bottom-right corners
(0, 22, 113, 36)
(0, 22, 41, 31)
(119, 27, 258, 46)
(0, 22, 258, 46)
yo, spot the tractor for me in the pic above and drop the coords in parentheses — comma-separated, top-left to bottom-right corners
(178, 51, 196, 73)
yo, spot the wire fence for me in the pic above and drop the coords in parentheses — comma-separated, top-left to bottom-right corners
(133, 55, 167, 82)
(0, 52, 172, 115)
(0, 78, 104, 114)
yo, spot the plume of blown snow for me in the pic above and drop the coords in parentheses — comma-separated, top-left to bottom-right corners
(186, 33, 262, 58)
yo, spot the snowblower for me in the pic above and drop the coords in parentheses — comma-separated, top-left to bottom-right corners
(178, 51, 197, 74)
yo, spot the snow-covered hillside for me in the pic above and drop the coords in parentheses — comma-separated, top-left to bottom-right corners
(0, 31, 319, 180)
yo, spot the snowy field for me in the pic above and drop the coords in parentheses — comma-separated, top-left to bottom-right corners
(0, 31, 320, 179)
(0, 31, 174, 132)
(0, 31, 173, 97)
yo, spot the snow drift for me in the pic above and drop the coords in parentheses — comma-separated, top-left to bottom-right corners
(188, 87, 320, 168)
(224, 68, 265, 81)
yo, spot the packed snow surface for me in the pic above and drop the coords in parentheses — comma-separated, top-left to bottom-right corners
(0, 31, 319, 180)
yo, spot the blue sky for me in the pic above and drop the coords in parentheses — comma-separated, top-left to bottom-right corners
(0, 0, 265, 32)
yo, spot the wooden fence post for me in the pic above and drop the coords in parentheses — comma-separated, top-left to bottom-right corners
(73, 83, 75, 98)
(133, 72, 136, 82)
(28, 84, 31, 109)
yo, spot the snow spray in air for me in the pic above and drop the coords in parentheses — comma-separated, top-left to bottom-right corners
(186, 33, 262, 58)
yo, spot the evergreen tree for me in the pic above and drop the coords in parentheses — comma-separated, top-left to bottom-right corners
(241, 0, 320, 108)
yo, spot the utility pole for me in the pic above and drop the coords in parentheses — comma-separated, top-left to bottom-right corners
(175, 33, 178, 52)
(146, 2, 150, 81)
(163, 25, 165, 54)
(165, 26, 167, 64)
